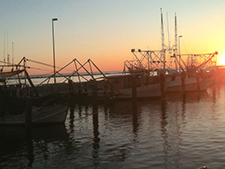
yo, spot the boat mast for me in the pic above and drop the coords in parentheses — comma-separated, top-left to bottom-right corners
(166, 12, 171, 54)
(3, 31, 5, 65)
(160, 8, 165, 72)
(174, 13, 178, 71)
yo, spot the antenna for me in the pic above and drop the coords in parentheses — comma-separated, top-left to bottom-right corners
(12, 42, 14, 65)
(3, 31, 5, 65)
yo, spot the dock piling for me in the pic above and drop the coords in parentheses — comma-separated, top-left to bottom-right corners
(181, 72, 186, 95)
(132, 75, 137, 110)
(25, 97, 32, 128)
(160, 73, 165, 100)
(196, 75, 200, 92)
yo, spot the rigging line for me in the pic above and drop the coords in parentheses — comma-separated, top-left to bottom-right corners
(26, 58, 56, 68)
(181, 38, 188, 54)
(166, 12, 171, 50)
(25, 67, 42, 71)
(27, 58, 76, 72)
(24, 65, 56, 72)
(177, 24, 188, 54)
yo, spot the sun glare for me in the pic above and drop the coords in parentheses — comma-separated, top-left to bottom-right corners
(219, 53, 225, 65)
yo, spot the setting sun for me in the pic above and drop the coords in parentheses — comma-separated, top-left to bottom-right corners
(218, 52, 225, 65)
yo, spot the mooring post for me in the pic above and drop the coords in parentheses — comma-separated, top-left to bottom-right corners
(84, 82, 88, 94)
(181, 72, 186, 94)
(196, 75, 200, 92)
(132, 99, 138, 134)
(132, 75, 137, 110)
(78, 83, 81, 95)
(92, 103, 100, 155)
(68, 79, 75, 115)
(103, 82, 107, 100)
(91, 80, 99, 149)
(92, 102, 99, 140)
(160, 73, 165, 100)
(25, 97, 32, 128)
(132, 75, 138, 134)
(91, 80, 98, 112)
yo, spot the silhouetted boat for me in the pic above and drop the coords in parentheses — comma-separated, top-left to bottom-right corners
(0, 60, 68, 125)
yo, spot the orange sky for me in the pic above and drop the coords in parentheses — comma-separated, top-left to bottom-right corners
(1, 1, 225, 75)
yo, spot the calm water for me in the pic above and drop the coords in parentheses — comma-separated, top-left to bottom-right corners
(0, 85, 225, 169)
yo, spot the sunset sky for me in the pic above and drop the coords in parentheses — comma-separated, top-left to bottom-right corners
(0, 0, 225, 74)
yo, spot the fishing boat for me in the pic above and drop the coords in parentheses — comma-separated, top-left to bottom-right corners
(166, 52, 218, 92)
(106, 73, 165, 99)
(0, 59, 68, 125)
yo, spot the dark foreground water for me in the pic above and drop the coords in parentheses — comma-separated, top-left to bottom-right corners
(1, 85, 225, 169)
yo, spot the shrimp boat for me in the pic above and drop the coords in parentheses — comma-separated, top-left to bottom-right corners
(111, 47, 168, 99)
(166, 52, 218, 92)
(106, 73, 164, 99)
(0, 59, 68, 125)
(108, 9, 169, 99)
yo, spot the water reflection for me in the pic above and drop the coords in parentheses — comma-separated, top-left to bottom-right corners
(182, 94, 186, 121)
(160, 100, 169, 168)
(132, 102, 138, 135)
(92, 103, 100, 167)
(0, 124, 69, 168)
(1, 85, 225, 168)
(26, 128, 34, 167)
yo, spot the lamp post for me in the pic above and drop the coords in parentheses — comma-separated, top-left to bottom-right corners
(178, 35, 182, 72)
(52, 18, 58, 84)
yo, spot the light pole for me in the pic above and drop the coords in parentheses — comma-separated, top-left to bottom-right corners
(178, 35, 182, 72)
(52, 18, 58, 84)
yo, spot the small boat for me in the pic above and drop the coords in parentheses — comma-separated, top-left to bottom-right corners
(0, 59, 68, 125)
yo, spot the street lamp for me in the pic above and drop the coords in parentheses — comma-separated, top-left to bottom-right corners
(178, 35, 182, 72)
(52, 18, 58, 84)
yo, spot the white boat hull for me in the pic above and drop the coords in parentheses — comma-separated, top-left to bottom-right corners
(166, 76, 209, 92)
(116, 83, 163, 99)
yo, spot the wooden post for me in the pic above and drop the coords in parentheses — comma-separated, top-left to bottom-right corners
(103, 82, 107, 99)
(68, 79, 75, 115)
(160, 73, 165, 100)
(196, 75, 200, 92)
(91, 80, 98, 103)
(92, 80, 99, 149)
(92, 104, 98, 138)
(78, 83, 81, 95)
(132, 75, 137, 110)
(181, 73, 186, 94)
(25, 97, 32, 128)
(131, 75, 138, 134)
(84, 82, 88, 93)
(132, 75, 137, 101)
(132, 100, 138, 134)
